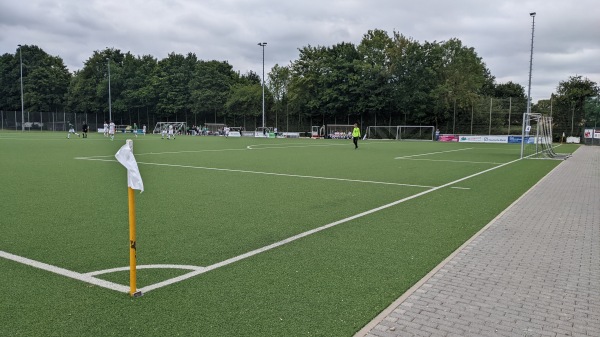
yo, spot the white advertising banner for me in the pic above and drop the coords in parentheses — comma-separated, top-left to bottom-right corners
(458, 135, 508, 144)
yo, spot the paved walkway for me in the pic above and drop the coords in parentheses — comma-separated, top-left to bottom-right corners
(356, 145, 600, 337)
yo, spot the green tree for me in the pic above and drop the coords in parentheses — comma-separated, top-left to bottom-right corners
(0, 52, 20, 111)
(388, 33, 436, 124)
(493, 82, 525, 99)
(288, 45, 328, 126)
(355, 29, 394, 125)
(268, 64, 291, 130)
(67, 48, 125, 121)
(154, 52, 196, 119)
(225, 82, 262, 128)
(553, 75, 599, 136)
(0, 45, 70, 113)
(189, 60, 238, 124)
(435, 39, 491, 131)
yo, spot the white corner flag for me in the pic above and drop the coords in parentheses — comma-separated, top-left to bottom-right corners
(115, 139, 144, 192)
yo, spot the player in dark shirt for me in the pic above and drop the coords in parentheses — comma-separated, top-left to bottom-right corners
(82, 122, 89, 138)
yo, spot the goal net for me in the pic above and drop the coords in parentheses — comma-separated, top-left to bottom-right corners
(364, 126, 434, 141)
(203, 123, 225, 135)
(153, 122, 187, 134)
(326, 124, 353, 139)
(521, 113, 568, 159)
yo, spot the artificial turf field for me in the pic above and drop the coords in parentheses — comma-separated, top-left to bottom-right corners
(0, 131, 578, 336)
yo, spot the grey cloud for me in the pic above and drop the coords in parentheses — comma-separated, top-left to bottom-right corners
(1, 0, 599, 102)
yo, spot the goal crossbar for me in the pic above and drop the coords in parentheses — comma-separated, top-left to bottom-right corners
(365, 125, 434, 141)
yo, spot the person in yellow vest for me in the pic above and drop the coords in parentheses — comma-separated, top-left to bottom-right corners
(352, 123, 361, 149)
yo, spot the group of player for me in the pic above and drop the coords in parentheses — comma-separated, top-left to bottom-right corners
(67, 121, 150, 140)
(67, 121, 90, 139)
(102, 121, 116, 140)
(161, 124, 176, 140)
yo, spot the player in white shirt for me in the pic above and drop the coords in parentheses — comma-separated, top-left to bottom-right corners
(103, 121, 109, 137)
(67, 123, 80, 139)
(167, 124, 175, 140)
(109, 121, 116, 141)
(161, 126, 167, 139)
(142, 124, 146, 136)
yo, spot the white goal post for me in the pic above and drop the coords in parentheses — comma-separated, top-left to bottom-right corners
(364, 126, 435, 141)
(520, 113, 568, 159)
(153, 122, 187, 134)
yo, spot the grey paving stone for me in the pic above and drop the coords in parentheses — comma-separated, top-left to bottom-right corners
(356, 146, 600, 337)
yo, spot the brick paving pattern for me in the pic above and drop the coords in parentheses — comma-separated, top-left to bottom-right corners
(358, 146, 600, 337)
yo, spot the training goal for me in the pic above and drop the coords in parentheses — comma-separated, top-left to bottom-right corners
(364, 126, 435, 141)
(204, 123, 226, 135)
(153, 122, 187, 134)
(521, 113, 569, 160)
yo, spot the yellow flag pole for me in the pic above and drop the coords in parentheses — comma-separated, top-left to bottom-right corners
(128, 186, 142, 297)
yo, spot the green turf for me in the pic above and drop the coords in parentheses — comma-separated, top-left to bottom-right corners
(0, 131, 579, 336)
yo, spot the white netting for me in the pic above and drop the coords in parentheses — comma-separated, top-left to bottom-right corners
(365, 126, 434, 141)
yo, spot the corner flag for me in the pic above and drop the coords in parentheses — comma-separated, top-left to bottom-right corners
(115, 139, 144, 297)
(115, 140, 144, 192)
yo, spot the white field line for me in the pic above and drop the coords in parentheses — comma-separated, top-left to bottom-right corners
(246, 143, 346, 150)
(85, 264, 205, 276)
(2, 146, 514, 294)
(138, 156, 522, 294)
(0, 250, 130, 293)
(76, 148, 248, 160)
(1, 156, 519, 294)
(76, 157, 440, 189)
(394, 147, 472, 159)
(397, 158, 504, 165)
(74, 143, 346, 160)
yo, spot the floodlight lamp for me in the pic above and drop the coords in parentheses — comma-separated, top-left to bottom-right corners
(530, 12, 536, 17)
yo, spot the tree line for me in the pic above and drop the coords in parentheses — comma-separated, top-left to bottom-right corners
(1, 29, 598, 136)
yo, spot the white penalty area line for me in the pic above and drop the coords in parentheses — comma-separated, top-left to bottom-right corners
(394, 147, 472, 159)
(75, 143, 347, 160)
(246, 143, 347, 150)
(76, 157, 441, 189)
(1, 156, 521, 295)
(397, 158, 504, 165)
(75, 148, 248, 160)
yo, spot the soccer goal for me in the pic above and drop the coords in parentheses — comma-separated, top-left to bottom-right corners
(364, 126, 435, 141)
(203, 123, 226, 135)
(521, 113, 568, 159)
(153, 122, 187, 134)
(326, 124, 353, 139)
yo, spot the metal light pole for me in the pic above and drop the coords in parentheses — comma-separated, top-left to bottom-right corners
(107, 59, 112, 123)
(521, 12, 536, 158)
(526, 12, 536, 116)
(453, 97, 456, 134)
(258, 42, 267, 129)
(18, 44, 24, 131)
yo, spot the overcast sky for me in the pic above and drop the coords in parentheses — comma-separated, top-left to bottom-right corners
(1, 0, 599, 102)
